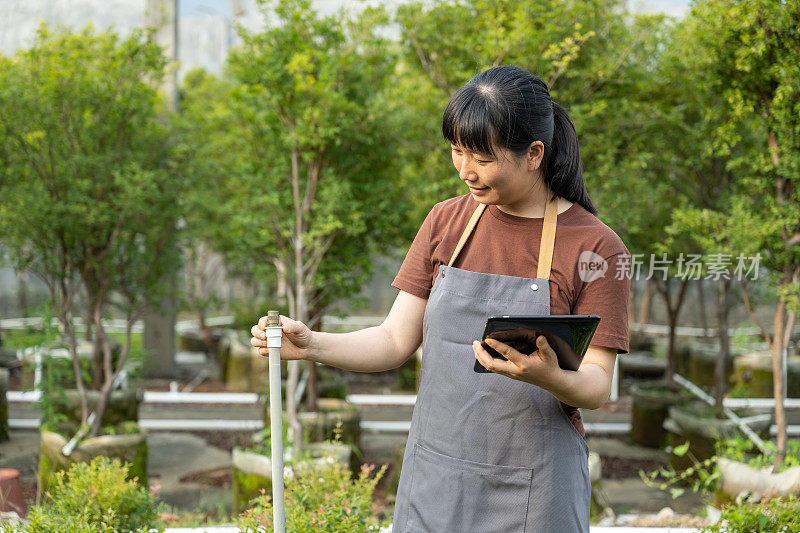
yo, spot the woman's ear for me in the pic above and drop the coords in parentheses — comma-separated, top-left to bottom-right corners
(527, 141, 545, 172)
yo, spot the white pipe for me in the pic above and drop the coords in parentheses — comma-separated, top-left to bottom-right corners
(609, 356, 619, 402)
(265, 313, 285, 533)
(673, 373, 770, 455)
(33, 349, 42, 390)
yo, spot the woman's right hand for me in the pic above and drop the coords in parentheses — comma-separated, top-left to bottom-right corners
(250, 315, 314, 360)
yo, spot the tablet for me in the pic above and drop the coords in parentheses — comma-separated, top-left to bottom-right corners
(473, 315, 601, 373)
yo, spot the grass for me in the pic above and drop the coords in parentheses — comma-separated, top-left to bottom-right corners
(3, 327, 149, 355)
(1, 328, 48, 350)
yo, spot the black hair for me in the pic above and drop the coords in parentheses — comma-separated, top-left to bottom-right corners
(442, 65, 598, 215)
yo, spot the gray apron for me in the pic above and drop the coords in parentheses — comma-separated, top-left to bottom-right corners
(392, 196, 590, 533)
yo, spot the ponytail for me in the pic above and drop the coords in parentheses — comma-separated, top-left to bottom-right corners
(442, 65, 599, 216)
(544, 102, 597, 215)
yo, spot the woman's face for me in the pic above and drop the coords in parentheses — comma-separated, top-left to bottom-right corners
(450, 141, 545, 215)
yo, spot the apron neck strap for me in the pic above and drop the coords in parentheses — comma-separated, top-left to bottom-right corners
(447, 196, 559, 281)
(536, 195, 558, 281)
(447, 203, 486, 267)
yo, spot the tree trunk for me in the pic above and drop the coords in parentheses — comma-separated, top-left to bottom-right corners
(637, 278, 654, 328)
(715, 277, 731, 415)
(275, 259, 288, 307)
(89, 316, 135, 437)
(286, 144, 304, 454)
(17, 270, 28, 317)
(86, 285, 104, 390)
(90, 321, 113, 436)
(769, 266, 796, 470)
(84, 305, 92, 342)
(656, 277, 690, 384)
(698, 278, 709, 338)
(195, 242, 215, 355)
(55, 276, 88, 426)
(766, 128, 791, 471)
(771, 297, 788, 470)
(305, 307, 324, 413)
(629, 277, 636, 331)
(666, 305, 677, 383)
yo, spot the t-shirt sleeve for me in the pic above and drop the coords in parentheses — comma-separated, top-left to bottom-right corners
(391, 208, 435, 299)
(572, 251, 630, 354)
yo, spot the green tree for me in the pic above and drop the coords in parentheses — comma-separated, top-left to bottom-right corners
(653, 10, 770, 412)
(196, 0, 407, 448)
(679, 0, 800, 469)
(572, 12, 698, 382)
(393, 0, 658, 221)
(0, 25, 183, 437)
(173, 69, 246, 349)
(392, 1, 706, 379)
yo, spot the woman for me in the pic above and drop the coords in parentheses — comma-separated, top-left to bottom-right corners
(251, 65, 630, 532)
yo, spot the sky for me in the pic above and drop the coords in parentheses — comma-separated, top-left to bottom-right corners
(178, 0, 693, 18)
(179, 0, 398, 18)
(0, 0, 695, 78)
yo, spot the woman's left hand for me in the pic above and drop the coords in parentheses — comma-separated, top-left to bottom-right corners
(472, 335, 565, 390)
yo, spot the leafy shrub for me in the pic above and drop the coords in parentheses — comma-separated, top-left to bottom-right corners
(640, 435, 800, 498)
(701, 495, 800, 532)
(717, 434, 800, 471)
(22, 456, 166, 532)
(237, 458, 388, 533)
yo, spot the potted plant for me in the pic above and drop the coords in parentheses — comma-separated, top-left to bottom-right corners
(23, 456, 168, 532)
(629, 380, 693, 448)
(232, 421, 358, 514)
(732, 350, 800, 399)
(664, 400, 773, 477)
(0, 25, 183, 495)
(236, 449, 387, 533)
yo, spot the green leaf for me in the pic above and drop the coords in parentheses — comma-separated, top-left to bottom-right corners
(673, 442, 691, 457)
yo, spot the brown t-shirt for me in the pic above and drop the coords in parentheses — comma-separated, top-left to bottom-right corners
(392, 194, 631, 437)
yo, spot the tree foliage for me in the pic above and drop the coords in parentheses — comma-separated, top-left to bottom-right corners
(0, 25, 183, 435)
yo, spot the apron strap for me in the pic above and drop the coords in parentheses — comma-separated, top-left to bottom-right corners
(447, 196, 559, 281)
(448, 203, 486, 267)
(536, 195, 558, 281)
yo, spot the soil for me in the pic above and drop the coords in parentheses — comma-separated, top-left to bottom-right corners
(179, 467, 231, 488)
(7, 370, 24, 391)
(593, 396, 632, 413)
(20, 478, 36, 512)
(600, 455, 668, 479)
(369, 470, 395, 524)
(182, 430, 255, 454)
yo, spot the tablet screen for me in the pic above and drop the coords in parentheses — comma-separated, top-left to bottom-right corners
(474, 315, 600, 373)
